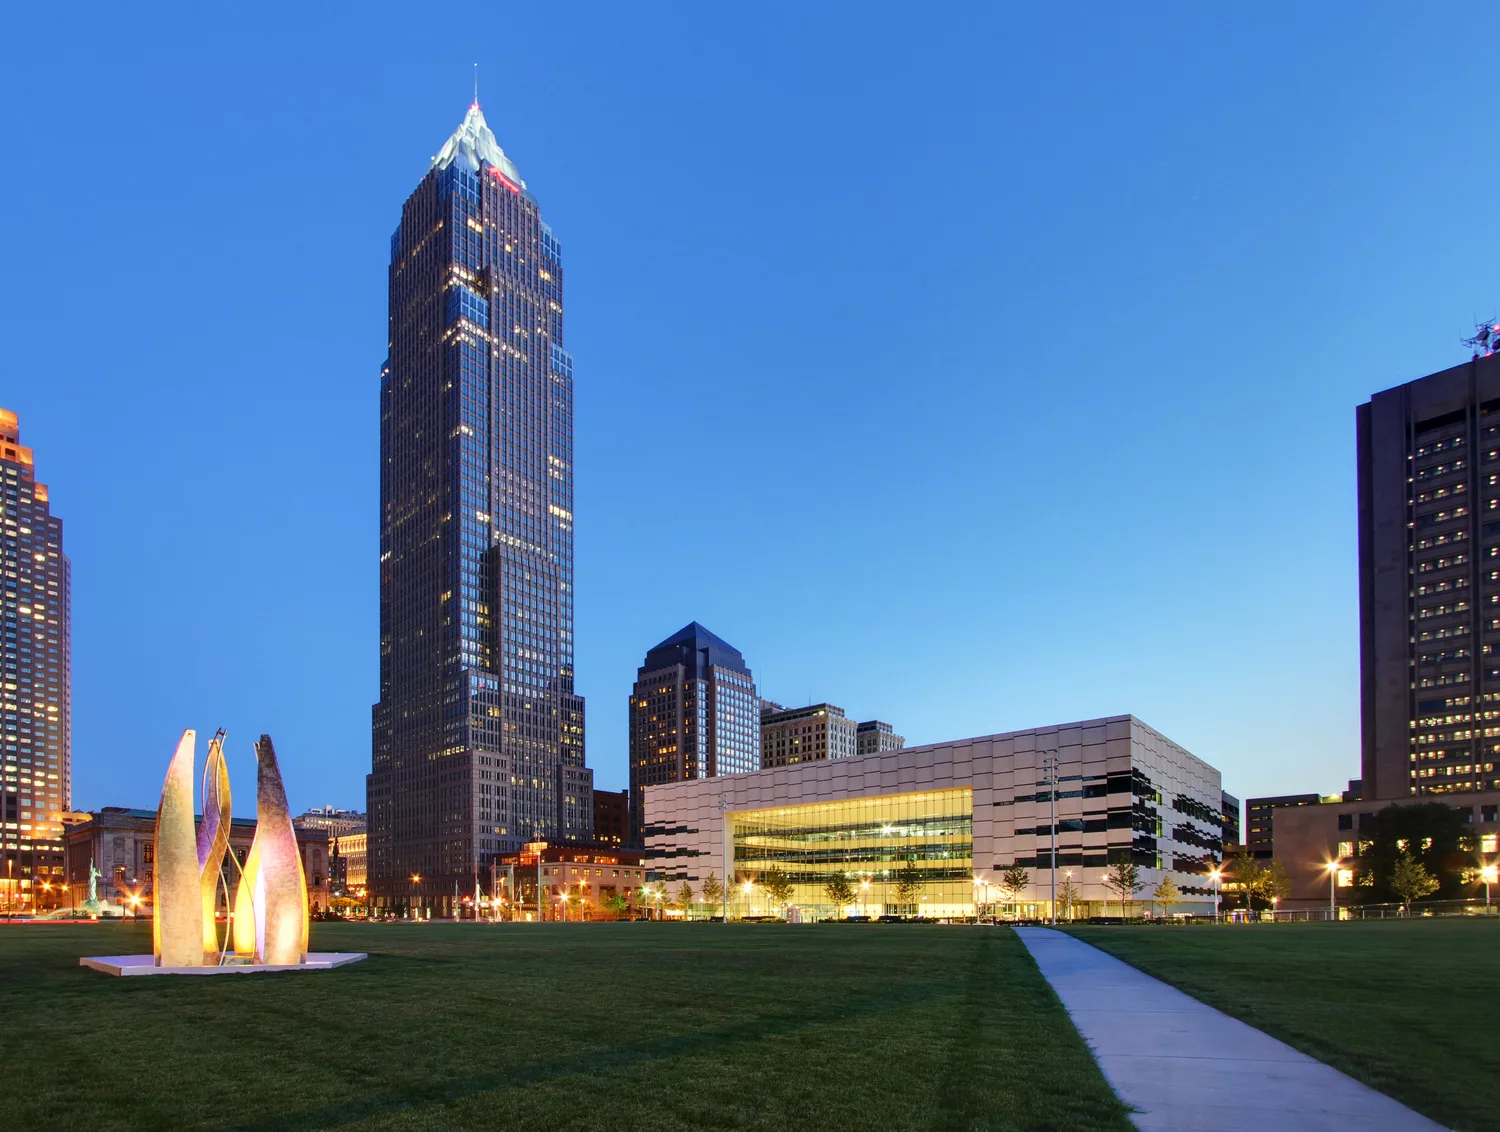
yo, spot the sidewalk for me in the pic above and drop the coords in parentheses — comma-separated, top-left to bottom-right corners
(1014, 927, 1446, 1132)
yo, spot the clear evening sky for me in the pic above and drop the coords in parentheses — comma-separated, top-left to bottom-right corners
(3, 4, 1496, 816)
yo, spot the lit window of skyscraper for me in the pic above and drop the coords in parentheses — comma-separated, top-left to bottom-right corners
(0, 409, 71, 913)
(368, 102, 591, 913)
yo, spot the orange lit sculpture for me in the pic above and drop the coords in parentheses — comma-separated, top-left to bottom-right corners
(153, 730, 203, 966)
(232, 736, 308, 965)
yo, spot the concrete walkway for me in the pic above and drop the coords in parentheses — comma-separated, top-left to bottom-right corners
(1015, 927, 1446, 1132)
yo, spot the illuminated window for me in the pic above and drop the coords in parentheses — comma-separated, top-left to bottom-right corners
(1482, 834, 1498, 853)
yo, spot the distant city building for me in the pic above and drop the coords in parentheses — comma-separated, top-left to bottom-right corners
(0, 410, 71, 916)
(592, 789, 630, 848)
(1220, 791, 1241, 854)
(334, 831, 367, 894)
(1245, 794, 1321, 860)
(856, 720, 905, 756)
(368, 99, 593, 914)
(645, 716, 1224, 918)
(492, 840, 644, 921)
(761, 703, 857, 768)
(1359, 351, 1500, 800)
(628, 623, 760, 844)
(293, 806, 367, 836)
(1274, 790, 1500, 910)
(63, 807, 331, 915)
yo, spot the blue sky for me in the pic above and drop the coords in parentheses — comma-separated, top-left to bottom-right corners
(2, 4, 1497, 816)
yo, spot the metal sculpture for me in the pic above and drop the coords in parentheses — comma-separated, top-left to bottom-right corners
(197, 729, 232, 961)
(152, 729, 309, 968)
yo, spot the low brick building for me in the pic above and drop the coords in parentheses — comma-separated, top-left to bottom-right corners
(493, 840, 644, 921)
(1272, 790, 1500, 909)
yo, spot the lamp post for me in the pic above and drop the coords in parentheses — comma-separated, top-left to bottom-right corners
(1481, 864, 1497, 910)
(1063, 870, 1072, 922)
(1209, 867, 1222, 923)
(410, 873, 420, 920)
(1324, 860, 1340, 919)
(1036, 749, 1060, 926)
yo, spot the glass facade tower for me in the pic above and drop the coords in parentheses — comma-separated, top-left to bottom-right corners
(368, 103, 590, 911)
(0, 410, 71, 914)
(629, 623, 760, 844)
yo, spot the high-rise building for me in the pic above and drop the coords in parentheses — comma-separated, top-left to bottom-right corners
(368, 101, 591, 913)
(1359, 352, 1500, 800)
(760, 703, 858, 768)
(856, 719, 905, 756)
(592, 788, 630, 848)
(0, 410, 70, 914)
(629, 623, 759, 844)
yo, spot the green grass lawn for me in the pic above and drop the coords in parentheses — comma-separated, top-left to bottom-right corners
(1066, 918, 1500, 1132)
(0, 922, 1129, 1132)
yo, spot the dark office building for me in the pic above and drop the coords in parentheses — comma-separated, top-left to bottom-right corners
(628, 623, 760, 843)
(368, 101, 592, 912)
(1359, 351, 1500, 801)
(593, 788, 630, 848)
(0, 410, 70, 914)
(1220, 790, 1241, 855)
(1245, 793, 1320, 860)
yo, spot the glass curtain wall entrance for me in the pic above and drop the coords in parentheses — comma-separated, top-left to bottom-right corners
(730, 788, 973, 919)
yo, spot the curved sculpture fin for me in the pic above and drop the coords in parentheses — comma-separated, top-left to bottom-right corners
(198, 729, 232, 959)
(153, 729, 203, 967)
(253, 735, 307, 965)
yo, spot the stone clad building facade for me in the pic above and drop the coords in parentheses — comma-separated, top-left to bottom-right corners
(645, 715, 1222, 919)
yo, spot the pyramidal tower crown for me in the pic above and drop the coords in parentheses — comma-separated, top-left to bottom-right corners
(430, 102, 527, 190)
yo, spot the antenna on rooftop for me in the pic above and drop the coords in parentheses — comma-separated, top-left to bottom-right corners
(1464, 319, 1500, 359)
(473, 62, 479, 108)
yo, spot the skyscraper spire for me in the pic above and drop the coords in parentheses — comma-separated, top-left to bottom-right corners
(473, 62, 479, 108)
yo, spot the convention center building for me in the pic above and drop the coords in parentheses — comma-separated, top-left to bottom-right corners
(643, 715, 1223, 919)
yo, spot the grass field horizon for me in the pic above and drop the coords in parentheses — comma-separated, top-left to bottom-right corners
(2, 920, 1130, 1131)
(1065, 919, 1500, 1132)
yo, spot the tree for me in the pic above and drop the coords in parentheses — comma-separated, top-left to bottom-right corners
(1231, 848, 1266, 912)
(998, 864, 1030, 917)
(1262, 860, 1291, 908)
(1151, 876, 1180, 918)
(1056, 875, 1078, 921)
(602, 892, 629, 920)
(824, 874, 856, 917)
(1102, 861, 1143, 919)
(700, 870, 723, 917)
(677, 882, 694, 919)
(1390, 852, 1440, 911)
(760, 869, 795, 917)
(892, 861, 924, 916)
(1354, 803, 1474, 905)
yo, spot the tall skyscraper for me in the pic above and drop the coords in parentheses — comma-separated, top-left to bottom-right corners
(1359, 350, 1500, 800)
(0, 410, 70, 913)
(629, 623, 759, 843)
(368, 102, 591, 913)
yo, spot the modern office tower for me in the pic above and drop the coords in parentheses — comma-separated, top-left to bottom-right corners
(857, 719, 905, 756)
(0, 411, 70, 915)
(628, 623, 759, 843)
(761, 703, 858, 768)
(368, 101, 591, 913)
(1359, 351, 1500, 800)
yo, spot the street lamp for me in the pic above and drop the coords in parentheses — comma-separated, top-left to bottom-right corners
(1063, 870, 1072, 922)
(1323, 860, 1340, 919)
(1037, 749, 1060, 926)
(1208, 867, 1222, 923)
(1481, 865, 1497, 910)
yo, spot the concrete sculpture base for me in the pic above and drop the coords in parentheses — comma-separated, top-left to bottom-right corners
(80, 952, 367, 977)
